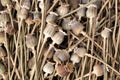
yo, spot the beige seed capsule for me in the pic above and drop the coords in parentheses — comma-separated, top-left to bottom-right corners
(0, 12, 10, 25)
(74, 47, 87, 57)
(46, 12, 58, 23)
(0, 31, 6, 44)
(33, 11, 41, 23)
(21, 0, 31, 10)
(43, 62, 54, 77)
(18, 8, 28, 20)
(101, 28, 111, 39)
(28, 57, 35, 69)
(56, 64, 69, 77)
(51, 30, 67, 45)
(43, 22, 57, 38)
(70, 54, 80, 64)
(62, 17, 71, 30)
(55, 49, 70, 62)
(57, 3, 69, 16)
(5, 23, 16, 35)
(1, 0, 12, 7)
(69, 19, 84, 35)
(25, 34, 37, 49)
(86, 4, 97, 18)
(93, 64, 104, 76)
(0, 62, 6, 74)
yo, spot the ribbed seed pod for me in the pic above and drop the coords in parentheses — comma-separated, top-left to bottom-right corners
(0, 12, 10, 24)
(70, 54, 80, 64)
(55, 49, 70, 62)
(0, 62, 5, 74)
(33, 11, 41, 23)
(57, 3, 69, 16)
(76, 4, 86, 20)
(5, 23, 16, 35)
(62, 17, 71, 30)
(69, 19, 84, 35)
(56, 64, 69, 77)
(43, 22, 57, 38)
(74, 47, 87, 57)
(43, 62, 54, 77)
(101, 28, 111, 39)
(25, 34, 37, 49)
(25, 13, 34, 25)
(0, 46, 7, 58)
(28, 57, 35, 69)
(18, 8, 28, 20)
(1, 0, 12, 7)
(86, 4, 97, 18)
(51, 30, 67, 45)
(93, 64, 103, 76)
(21, 0, 31, 10)
(81, 0, 89, 4)
(46, 12, 58, 23)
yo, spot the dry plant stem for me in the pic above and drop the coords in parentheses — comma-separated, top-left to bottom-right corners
(4, 33, 11, 80)
(85, 54, 120, 75)
(47, 0, 59, 14)
(58, 0, 97, 19)
(112, 0, 118, 49)
(103, 38, 107, 80)
(20, 38, 24, 80)
(37, 37, 47, 61)
(40, 42, 54, 70)
(111, 22, 120, 77)
(80, 31, 118, 64)
(75, 53, 120, 80)
(10, 19, 23, 79)
(31, 23, 38, 34)
(96, 0, 110, 20)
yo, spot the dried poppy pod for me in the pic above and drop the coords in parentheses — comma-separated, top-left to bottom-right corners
(33, 11, 41, 24)
(46, 12, 58, 23)
(86, 4, 97, 18)
(21, 0, 31, 10)
(75, 64, 103, 80)
(62, 17, 71, 30)
(51, 30, 67, 45)
(5, 23, 16, 35)
(43, 62, 54, 77)
(56, 64, 69, 77)
(81, 0, 89, 4)
(25, 34, 37, 49)
(76, 4, 86, 20)
(17, 8, 28, 20)
(57, 3, 69, 16)
(0, 62, 6, 79)
(0, 46, 7, 59)
(0, 31, 5, 44)
(55, 49, 70, 62)
(70, 54, 80, 64)
(1, 0, 12, 7)
(69, 19, 84, 35)
(43, 22, 57, 39)
(74, 47, 87, 57)
(69, 0, 79, 9)
(0, 12, 10, 25)
(25, 13, 34, 25)
(101, 28, 111, 39)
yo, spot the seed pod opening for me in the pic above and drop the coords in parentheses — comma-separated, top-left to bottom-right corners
(74, 47, 87, 57)
(93, 64, 103, 77)
(25, 34, 37, 49)
(70, 54, 80, 64)
(55, 49, 70, 62)
(51, 30, 66, 45)
(46, 12, 58, 23)
(86, 4, 97, 18)
(57, 3, 69, 16)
